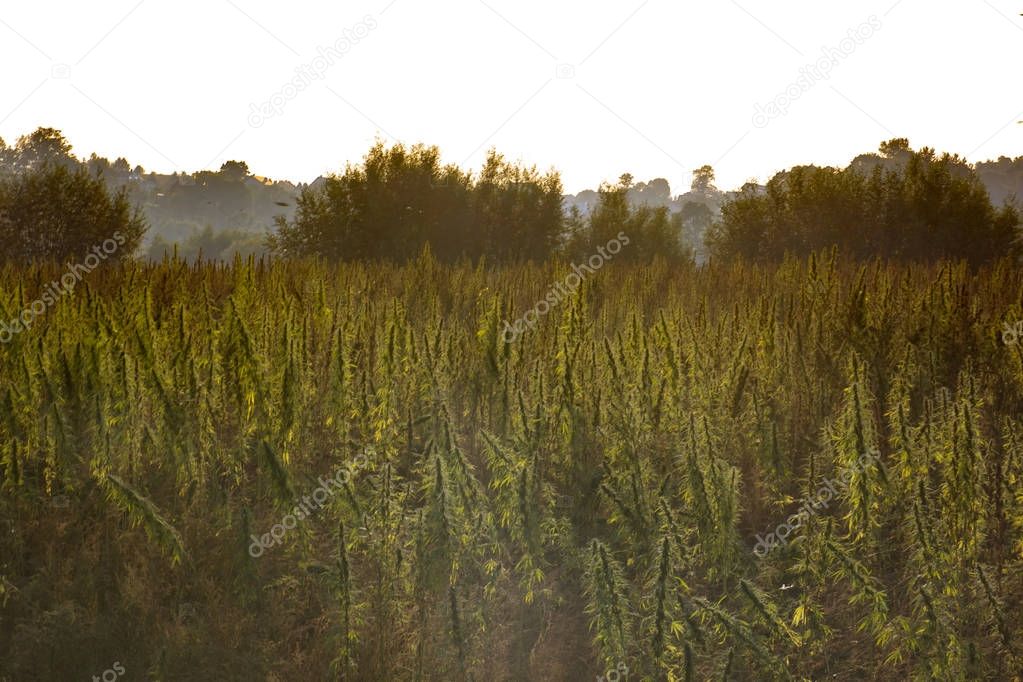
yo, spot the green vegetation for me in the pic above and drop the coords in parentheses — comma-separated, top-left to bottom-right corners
(0, 128, 294, 261)
(0, 162, 146, 263)
(147, 226, 269, 262)
(565, 174, 690, 264)
(268, 141, 565, 262)
(2, 253, 1022, 679)
(708, 140, 1021, 264)
(3, 130, 1021, 268)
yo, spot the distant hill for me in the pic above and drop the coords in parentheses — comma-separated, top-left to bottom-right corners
(93, 160, 303, 260)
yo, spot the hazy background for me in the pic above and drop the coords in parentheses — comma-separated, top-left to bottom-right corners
(1, 0, 1021, 192)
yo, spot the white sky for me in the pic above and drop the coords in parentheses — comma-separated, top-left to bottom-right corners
(1, 0, 1021, 194)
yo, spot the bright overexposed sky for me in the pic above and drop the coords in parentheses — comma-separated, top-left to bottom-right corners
(1, 0, 1021, 194)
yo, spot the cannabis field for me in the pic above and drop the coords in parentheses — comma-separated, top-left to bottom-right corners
(1, 253, 1023, 681)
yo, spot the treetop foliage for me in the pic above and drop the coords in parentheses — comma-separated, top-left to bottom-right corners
(268, 141, 566, 263)
(708, 139, 1021, 264)
(565, 174, 690, 263)
(0, 161, 146, 264)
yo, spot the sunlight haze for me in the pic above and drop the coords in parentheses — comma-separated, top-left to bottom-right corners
(1, 0, 1020, 192)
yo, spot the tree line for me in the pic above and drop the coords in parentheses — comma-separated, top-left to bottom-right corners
(1, 128, 1019, 265)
